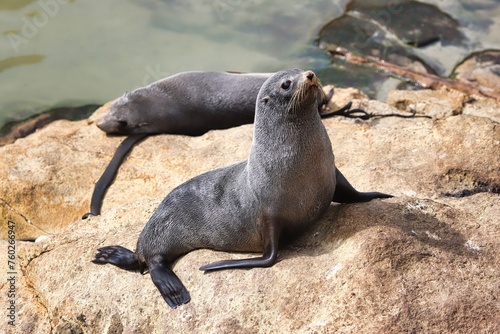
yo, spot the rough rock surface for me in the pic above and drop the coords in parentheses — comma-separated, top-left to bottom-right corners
(0, 88, 499, 333)
(386, 87, 469, 119)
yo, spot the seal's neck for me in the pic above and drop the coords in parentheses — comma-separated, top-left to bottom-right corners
(250, 104, 324, 164)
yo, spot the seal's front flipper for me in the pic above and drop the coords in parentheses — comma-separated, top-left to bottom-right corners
(149, 262, 190, 309)
(200, 221, 281, 272)
(92, 245, 141, 271)
(333, 168, 393, 203)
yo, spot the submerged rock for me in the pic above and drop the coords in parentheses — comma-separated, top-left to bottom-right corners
(316, 0, 475, 100)
(318, 14, 433, 74)
(318, 0, 465, 76)
(347, 0, 464, 47)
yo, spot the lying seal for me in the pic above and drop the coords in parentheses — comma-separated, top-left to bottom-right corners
(93, 69, 392, 308)
(97, 71, 334, 136)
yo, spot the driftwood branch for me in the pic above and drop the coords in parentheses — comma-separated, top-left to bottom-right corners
(323, 45, 500, 101)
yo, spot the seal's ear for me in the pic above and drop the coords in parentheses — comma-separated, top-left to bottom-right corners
(261, 96, 270, 104)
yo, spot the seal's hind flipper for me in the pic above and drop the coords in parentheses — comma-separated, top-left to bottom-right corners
(333, 168, 393, 203)
(200, 219, 280, 272)
(149, 262, 190, 309)
(92, 245, 141, 271)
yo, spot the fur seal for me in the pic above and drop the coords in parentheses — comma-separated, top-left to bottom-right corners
(97, 71, 334, 136)
(92, 69, 392, 308)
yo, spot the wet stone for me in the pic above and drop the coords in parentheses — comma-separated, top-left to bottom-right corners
(453, 49, 500, 93)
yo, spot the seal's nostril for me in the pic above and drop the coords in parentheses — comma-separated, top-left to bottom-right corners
(306, 71, 314, 80)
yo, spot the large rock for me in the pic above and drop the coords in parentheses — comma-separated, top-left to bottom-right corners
(0, 88, 498, 333)
(386, 87, 468, 119)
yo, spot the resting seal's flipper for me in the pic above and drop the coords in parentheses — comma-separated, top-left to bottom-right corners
(83, 134, 149, 219)
(320, 101, 430, 120)
(320, 101, 371, 119)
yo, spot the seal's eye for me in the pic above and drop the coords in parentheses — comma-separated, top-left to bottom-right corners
(281, 80, 291, 90)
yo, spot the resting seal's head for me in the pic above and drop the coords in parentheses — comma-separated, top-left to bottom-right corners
(97, 89, 162, 135)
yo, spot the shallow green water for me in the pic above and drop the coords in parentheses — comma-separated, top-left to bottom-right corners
(0, 0, 348, 128)
(0, 0, 499, 129)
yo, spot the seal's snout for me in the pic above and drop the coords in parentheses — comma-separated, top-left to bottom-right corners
(302, 70, 318, 86)
(96, 113, 129, 134)
(306, 71, 315, 81)
(299, 70, 319, 87)
(96, 115, 109, 131)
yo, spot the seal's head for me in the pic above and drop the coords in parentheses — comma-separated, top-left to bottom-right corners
(97, 89, 159, 135)
(256, 69, 320, 118)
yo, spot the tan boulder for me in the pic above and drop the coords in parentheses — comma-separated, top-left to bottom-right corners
(0, 88, 499, 333)
(2, 193, 498, 333)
